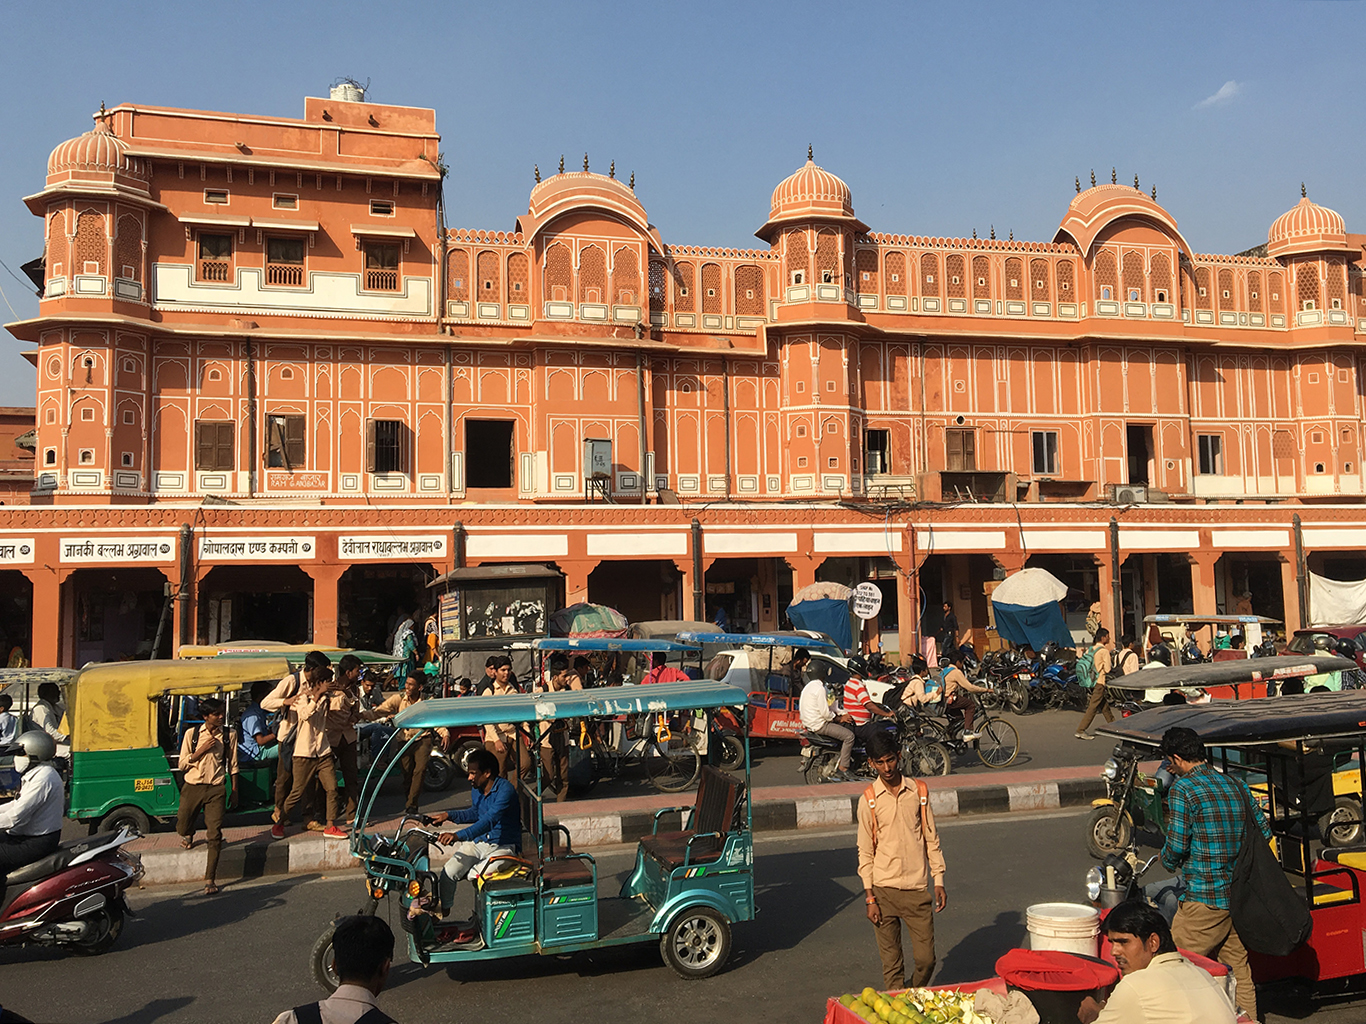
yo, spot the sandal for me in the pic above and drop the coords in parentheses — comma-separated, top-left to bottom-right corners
(203, 883, 221, 896)
(180, 837, 194, 850)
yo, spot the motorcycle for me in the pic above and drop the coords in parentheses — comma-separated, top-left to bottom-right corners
(0, 826, 143, 955)
(976, 649, 1031, 714)
(1086, 742, 1169, 859)
(798, 708, 952, 785)
(1084, 848, 1180, 924)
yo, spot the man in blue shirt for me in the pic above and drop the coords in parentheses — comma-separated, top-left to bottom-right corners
(431, 746, 522, 917)
(237, 681, 278, 764)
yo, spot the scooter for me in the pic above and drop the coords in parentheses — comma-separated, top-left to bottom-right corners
(0, 826, 143, 955)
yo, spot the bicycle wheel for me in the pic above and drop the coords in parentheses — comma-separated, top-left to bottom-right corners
(903, 738, 952, 777)
(646, 737, 701, 792)
(976, 717, 1019, 768)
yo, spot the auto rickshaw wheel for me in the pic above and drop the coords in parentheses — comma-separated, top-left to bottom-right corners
(661, 906, 731, 979)
(68, 903, 124, 956)
(718, 733, 746, 771)
(1085, 806, 1132, 859)
(311, 921, 341, 993)
(1319, 796, 1363, 847)
(99, 806, 152, 837)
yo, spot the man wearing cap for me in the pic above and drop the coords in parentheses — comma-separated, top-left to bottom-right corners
(1159, 726, 1269, 1022)
(1079, 899, 1236, 1024)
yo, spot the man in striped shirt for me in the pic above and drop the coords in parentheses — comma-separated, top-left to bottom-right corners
(1159, 726, 1270, 1023)
(840, 673, 897, 747)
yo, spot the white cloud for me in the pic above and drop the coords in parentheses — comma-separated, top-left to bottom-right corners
(1194, 80, 1242, 110)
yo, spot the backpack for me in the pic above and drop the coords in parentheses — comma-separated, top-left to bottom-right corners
(1229, 785, 1312, 956)
(862, 779, 934, 846)
(292, 1004, 394, 1024)
(1113, 648, 1138, 678)
(1075, 647, 1098, 689)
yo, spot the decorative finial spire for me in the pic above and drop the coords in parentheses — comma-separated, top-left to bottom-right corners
(1111, 167, 1117, 184)
(1009, 229, 1014, 241)
(972, 228, 978, 239)
(1091, 169, 1096, 187)
(629, 171, 635, 190)
(1151, 184, 1157, 200)
(558, 155, 564, 174)
(534, 164, 541, 183)
(808, 143, 813, 161)
(990, 225, 996, 240)
(583, 152, 589, 172)
(609, 160, 615, 179)
(1134, 173, 1140, 189)
(1075, 176, 1081, 194)
(1302, 182, 1307, 198)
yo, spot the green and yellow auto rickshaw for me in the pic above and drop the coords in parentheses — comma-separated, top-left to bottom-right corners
(63, 657, 293, 833)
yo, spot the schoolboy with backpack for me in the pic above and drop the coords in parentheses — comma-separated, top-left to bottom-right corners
(1075, 627, 1116, 740)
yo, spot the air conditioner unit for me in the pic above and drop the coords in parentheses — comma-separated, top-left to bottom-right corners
(1113, 484, 1148, 504)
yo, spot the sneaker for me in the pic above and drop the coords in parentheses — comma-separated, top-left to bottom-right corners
(322, 825, 349, 840)
(961, 732, 980, 742)
(1075, 731, 1094, 741)
(270, 823, 286, 840)
(305, 820, 326, 833)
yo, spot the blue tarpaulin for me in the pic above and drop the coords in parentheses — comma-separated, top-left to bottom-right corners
(992, 599, 1074, 651)
(785, 598, 853, 654)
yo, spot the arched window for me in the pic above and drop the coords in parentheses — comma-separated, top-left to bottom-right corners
(1297, 262, 1320, 311)
(448, 249, 470, 300)
(1056, 260, 1075, 298)
(945, 255, 965, 298)
(815, 231, 839, 285)
(1268, 271, 1284, 313)
(1247, 271, 1262, 313)
(1029, 258, 1050, 302)
(649, 259, 667, 314)
(701, 263, 722, 313)
(885, 252, 906, 295)
(1326, 260, 1346, 311)
(1123, 251, 1145, 302)
(735, 264, 764, 315)
(673, 261, 695, 311)
(1005, 257, 1023, 300)
(1093, 250, 1117, 301)
(920, 253, 940, 297)
(972, 255, 991, 299)
(785, 231, 808, 285)
(115, 215, 142, 282)
(578, 245, 606, 305)
(1217, 269, 1235, 311)
(612, 246, 639, 305)
(506, 252, 528, 302)
(855, 249, 878, 293)
(477, 250, 501, 304)
(1194, 267, 1212, 310)
(75, 210, 106, 276)
(544, 243, 571, 303)
(1149, 253, 1171, 304)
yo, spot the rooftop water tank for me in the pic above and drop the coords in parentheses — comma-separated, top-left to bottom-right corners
(329, 81, 365, 103)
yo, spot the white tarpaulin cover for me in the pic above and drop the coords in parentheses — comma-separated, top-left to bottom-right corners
(1309, 572, 1366, 627)
(990, 566, 1069, 607)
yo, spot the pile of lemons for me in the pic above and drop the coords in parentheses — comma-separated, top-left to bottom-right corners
(838, 987, 993, 1024)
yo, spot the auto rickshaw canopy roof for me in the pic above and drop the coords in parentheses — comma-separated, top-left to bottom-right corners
(70, 656, 292, 753)
(0, 667, 79, 689)
(674, 630, 842, 653)
(177, 643, 402, 665)
(1107, 654, 1354, 690)
(1142, 614, 1282, 625)
(525, 638, 701, 654)
(1097, 690, 1366, 748)
(394, 679, 748, 730)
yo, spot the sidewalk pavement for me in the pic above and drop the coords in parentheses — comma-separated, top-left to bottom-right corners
(130, 763, 1108, 886)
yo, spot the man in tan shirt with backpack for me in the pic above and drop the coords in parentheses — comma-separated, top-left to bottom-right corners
(857, 728, 948, 990)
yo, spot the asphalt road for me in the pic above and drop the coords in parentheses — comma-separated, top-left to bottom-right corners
(7, 808, 1362, 1024)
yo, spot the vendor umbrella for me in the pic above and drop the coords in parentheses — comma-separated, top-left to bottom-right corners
(990, 567, 1074, 650)
(548, 602, 629, 639)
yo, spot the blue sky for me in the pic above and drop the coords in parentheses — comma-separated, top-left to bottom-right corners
(0, 0, 1362, 406)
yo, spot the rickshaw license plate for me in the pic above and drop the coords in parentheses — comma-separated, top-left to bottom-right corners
(134, 778, 154, 792)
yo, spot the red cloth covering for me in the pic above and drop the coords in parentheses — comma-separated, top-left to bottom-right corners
(994, 948, 1121, 991)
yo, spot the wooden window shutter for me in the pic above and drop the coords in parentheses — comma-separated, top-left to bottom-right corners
(216, 422, 234, 471)
(399, 422, 410, 474)
(962, 430, 976, 471)
(286, 417, 305, 468)
(365, 419, 377, 473)
(195, 422, 212, 470)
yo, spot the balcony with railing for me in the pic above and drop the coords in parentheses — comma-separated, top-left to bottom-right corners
(266, 262, 305, 287)
(197, 259, 231, 283)
(366, 269, 399, 291)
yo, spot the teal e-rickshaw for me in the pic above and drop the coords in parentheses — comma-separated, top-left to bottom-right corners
(313, 680, 755, 985)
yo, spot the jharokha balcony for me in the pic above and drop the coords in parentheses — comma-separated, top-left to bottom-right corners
(196, 258, 231, 283)
(366, 268, 398, 291)
(266, 262, 304, 287)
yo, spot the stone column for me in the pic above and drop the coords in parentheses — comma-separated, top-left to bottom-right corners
(896, 569, 916, 666)
(23, 567, 66, 667)
(558, 559, 600, 605)
(305, 564, 349, 647)
(1279, 555, 1302, 634)
(784, 555, 824, 594)
(1188, 551, 1220, 656)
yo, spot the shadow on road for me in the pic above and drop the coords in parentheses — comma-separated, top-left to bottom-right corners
(937, 910, 1026, 983)
(99, 997, 196, 1024)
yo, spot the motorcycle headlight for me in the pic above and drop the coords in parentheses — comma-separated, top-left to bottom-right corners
(1102, 758, 1120, 781)
(1085, 867, 1103, 902)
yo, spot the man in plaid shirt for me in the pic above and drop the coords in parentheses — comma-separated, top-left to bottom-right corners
(1159, 726, 1270, 1022)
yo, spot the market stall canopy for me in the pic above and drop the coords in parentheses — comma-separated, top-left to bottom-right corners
(394, 679, 748, 730)
(70, 657, 291, 753)
(786, 581, 853, 653)
(1108, 654, 1353, 690)
(548, 602, 629, 639)
(1098, 689, 1366, 747)
(990, 567, 1074, 650)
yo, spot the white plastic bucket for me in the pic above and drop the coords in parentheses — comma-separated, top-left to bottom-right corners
(1026, 902, 1100, 956)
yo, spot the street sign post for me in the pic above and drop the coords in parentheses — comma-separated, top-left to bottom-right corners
(852, 582, 883, 621)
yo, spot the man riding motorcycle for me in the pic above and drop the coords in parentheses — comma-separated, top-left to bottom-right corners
(0, 731, 65, 886)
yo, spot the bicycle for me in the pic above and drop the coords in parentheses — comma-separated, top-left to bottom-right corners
(575, 710, 702, 793)
(921, 690, 1020, 768)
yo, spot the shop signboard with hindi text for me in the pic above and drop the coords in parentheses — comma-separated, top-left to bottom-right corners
(0, 539, 35, 565)
(60, 537, 177, 563)
(338, 534, 448, 561)
(198, 536, 316, 561)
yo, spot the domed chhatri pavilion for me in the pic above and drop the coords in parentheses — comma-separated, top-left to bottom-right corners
(5, 91, 1366, 669)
